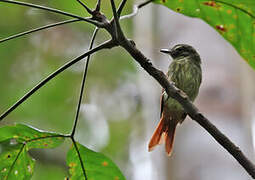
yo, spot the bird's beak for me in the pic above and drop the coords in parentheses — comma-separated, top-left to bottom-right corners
(160, 49, 172, 55)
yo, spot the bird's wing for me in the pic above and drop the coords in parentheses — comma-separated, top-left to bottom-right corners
(160, 88, 165, 118)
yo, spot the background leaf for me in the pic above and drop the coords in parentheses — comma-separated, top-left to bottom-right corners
(154, 0, 255, 69)
(67, 142, 125, 180)
(0, 124, 65, 149)
(0, 140, 35, 180)
(0, 124, 66, 179)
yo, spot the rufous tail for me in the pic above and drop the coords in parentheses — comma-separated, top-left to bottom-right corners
(148, 116, 177, 156)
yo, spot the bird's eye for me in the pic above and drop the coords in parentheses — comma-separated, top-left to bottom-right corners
(176, 47, 184, 52)
(173, 47, 180, 51)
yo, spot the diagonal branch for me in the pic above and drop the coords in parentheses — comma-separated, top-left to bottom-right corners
(0, 19, 81, 44)
(106, 3, 255, 177)
(195, 113, 255, 178)
(0, 39, 116, 121)
(71, 28, 99, 137)
(119, 39, 255, 179)
(0, 0, 101, 27)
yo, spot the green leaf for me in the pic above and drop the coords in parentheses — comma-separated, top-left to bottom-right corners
(67, 142, 125, 180)
(0, 140, 35, 180)
(0, 124, 66, 179)
(154, 0, 255, 69)
(0, 124, 65, 149)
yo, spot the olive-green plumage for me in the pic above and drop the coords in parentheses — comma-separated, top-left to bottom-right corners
(149, 44, 202, 156)
(165, 48, 202, 112)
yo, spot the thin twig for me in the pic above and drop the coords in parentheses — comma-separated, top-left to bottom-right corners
(76, 0, 93, 14)
(110, 0, 125, 39)
(71, 137, 87, 180)
(71, 28, 99, 137)
(95, 0, 101, 11)
(0, 39, 115, 121)
(120, 5, 138, 20)
(110, 0, 119, 21)
(0, 19, 81, 44)
(138, 0, 154, 8)
(110, 0, 118, 39)
(117, 0, 127, 17)
(0, 0, 101, 26)
(120, 0, 153, 20)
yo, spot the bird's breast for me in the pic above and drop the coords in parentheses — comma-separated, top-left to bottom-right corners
(165, 58, 202, 110)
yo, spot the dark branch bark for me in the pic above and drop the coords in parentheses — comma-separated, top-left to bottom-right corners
(120, 39, 255, 179)
(108, 2, 255, 177)
(195, 114, 255, 177)
(101, 1, 255, 177)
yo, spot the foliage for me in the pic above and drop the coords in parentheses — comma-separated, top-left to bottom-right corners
(0, 124, 64, 179)
(67, 142, 125, 180)
(0, 124, 124, 180)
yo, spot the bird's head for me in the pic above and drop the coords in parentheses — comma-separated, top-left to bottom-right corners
(160, 44, 201, 64)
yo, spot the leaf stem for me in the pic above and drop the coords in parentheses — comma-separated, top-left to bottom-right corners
(71, 137, 87, 180)
(26, 134, 69, 143)
(7, 143, 26, 178)
(71, 28, 99, 137)
(214, 0, 255, 19)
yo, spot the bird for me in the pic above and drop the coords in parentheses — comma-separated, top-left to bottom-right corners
(148, 44, 202, 156)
